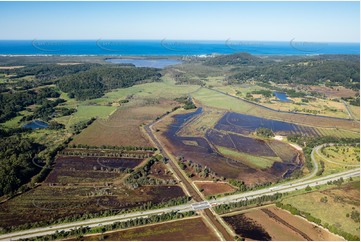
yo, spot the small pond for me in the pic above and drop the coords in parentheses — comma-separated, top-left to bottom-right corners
(22, 120, 49, 129)
(273, 92, 291, 102)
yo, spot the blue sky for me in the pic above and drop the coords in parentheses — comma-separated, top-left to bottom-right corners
(0, 1, 359, 42)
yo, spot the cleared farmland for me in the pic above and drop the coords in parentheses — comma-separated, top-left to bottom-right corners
(71, 99, 179, 147)
(224, 206, 342, 241)
(81, 217, 219, 241)
(193, 88, 359, 132)
(281, 181, 360, 237)
(194, 181, 237, 196)
(0, 155, 185, 229)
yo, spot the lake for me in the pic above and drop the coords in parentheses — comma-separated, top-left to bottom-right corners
(22, 120, 49, 129)
(273, 92, 291, 102)
(105, 58, 182, 68)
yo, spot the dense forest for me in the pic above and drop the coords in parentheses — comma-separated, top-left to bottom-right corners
(229, 58, 360, 90)
(3, 63, 99, 80)
(57, 66, 161, 100)
(0, 87, 61, 123)
(0, 136, 44, 196)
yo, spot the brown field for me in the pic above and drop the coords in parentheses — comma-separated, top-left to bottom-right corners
(224, 205, 342, 241)
(0, 155, 184, 229)
(194, 181, 237, 196)
(0, 184, 185, 228)
(299, 84, 357, 98)
(44, 156, 144, 184)
(81, 217, 219, 241)
(72, 99, 179, 147)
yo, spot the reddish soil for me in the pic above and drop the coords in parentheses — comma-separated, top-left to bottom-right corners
(81, 217, 220, 241)
(194, 181, 237, 196)
(225, 206, 342, 241)
(45, 156, 143, 184)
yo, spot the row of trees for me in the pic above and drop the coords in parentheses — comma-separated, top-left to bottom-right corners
(68, 143, 157, 152)
(1, 190, 190, 234)
(214, 193, 283, 214)
(276, 202, 359, 241)
(25, 211, 196, 241)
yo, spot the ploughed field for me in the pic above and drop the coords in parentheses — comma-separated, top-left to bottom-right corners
(0, 155, 185, 229)
(223, 206, 342, 241)
(45, 156, 144, 184)
(156, 108, 303, 185)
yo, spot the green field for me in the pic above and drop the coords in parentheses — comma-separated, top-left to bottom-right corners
(216, 145, 281, 169)
(321, 145, 360, 166)
(281, 181, 360, 237)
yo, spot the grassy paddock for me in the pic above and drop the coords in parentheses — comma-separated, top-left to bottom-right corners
(281, 181, 360, 237)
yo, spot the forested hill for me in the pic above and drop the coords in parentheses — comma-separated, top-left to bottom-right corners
(4, 63, 100, 80)
(57, 66, 161, 100)
(224, 54, 360, 90)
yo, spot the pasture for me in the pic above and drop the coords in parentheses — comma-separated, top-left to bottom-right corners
(281, 181, 360, 237)
(193, 88, 359, 132)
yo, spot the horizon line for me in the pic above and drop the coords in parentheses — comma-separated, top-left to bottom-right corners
(0, 39, 359, 44)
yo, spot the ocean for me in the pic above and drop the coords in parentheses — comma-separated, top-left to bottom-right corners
(0, 40, 359, 56)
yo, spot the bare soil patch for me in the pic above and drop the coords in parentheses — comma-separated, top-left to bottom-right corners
(82, 217, 219, 241)
(194, 181, 237, 196)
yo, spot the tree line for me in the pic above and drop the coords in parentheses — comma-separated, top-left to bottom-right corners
(57, 66, 161, 100)
(276, 201, 359, 241)
(24, 210, 196, 241)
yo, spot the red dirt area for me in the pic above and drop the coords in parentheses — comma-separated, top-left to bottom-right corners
(194, 181, 237, 196)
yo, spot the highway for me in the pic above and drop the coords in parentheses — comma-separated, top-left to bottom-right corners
(0, 167, 358, 241)
(144, 116, 234, 241)
(1, 113, 359, 240)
